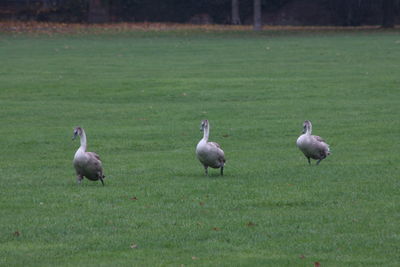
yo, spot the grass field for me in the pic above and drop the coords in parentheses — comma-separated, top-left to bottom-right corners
(0, 25, 399, 266)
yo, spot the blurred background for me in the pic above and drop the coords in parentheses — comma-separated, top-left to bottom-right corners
(0, 0, 399, 28)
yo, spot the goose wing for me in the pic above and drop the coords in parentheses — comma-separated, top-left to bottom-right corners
(87, 152, 101, 161)
(209, 142, 221, 149)
(313, 135, 326, 143)
(80, 152, 103, 179)
(209, 142, 226, 162)
(312, 135, 330, 155)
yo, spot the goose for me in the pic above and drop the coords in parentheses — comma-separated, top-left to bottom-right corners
(196, 120, 226, 176)
(296, 120, 330, 165)
(72, 127, 105, 185)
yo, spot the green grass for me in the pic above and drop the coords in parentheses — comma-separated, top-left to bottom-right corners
(1, 29, 399, 266)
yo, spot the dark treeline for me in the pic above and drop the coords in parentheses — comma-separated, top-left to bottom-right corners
(0, 0, 399, 27)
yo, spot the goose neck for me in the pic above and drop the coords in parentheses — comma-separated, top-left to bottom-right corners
(306, 125, 312, 135)
(80, 130, 87, 151)
(202, 125, 209, 141)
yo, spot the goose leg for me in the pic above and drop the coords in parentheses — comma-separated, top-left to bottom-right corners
(220, 166, 224, 176)
(316, 155, 326, 165)
(307, 157, 311, 165)
(98, 173, 105, 186)
(76, 175, 83, 184)
(316, 156, 326, 165)
(204, 166, 208, 176)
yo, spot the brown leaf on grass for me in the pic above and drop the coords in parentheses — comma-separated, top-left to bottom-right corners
(130, 243, 138, 249)
(0, 22, 386, 35)
(13, 231, 20, 237)
(314, 262, 321, 267)
(199, 202, 205, 206)
(222, 134, 229, 138)
(246, 221, 256, 227)
(212, 227, 221, 231)
(130, 196, 138, 200)
(299, 255, 305, 259)
(191, 256, 198, 260)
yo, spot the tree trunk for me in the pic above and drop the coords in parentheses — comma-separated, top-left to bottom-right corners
(382, 0, 395, 28)
(88, 0, 109, 23)
(253, 0, 262, 31)
(231, 0, 241, 25)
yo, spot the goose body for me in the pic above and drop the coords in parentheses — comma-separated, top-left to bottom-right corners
(196, 120, 226, 175)
(72, 127, 105, 185)
(296, 120, 330, 165)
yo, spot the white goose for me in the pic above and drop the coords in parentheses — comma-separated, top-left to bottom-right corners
(296, 120, 330, 165)
(72, 127, 105, 185)
(196, 120, 226, 176)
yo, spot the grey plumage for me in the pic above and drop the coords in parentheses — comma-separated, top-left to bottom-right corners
(296, 120, 330, 165)
(72, 127, 105, 185)
(196, 120, 226, 176)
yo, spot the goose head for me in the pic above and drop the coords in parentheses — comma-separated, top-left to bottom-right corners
(72, 126, 83, 140)
(302, 120, 312, 134)
(200, 119, 209, 132)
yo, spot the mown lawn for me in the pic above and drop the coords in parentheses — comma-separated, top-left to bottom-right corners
(0, 27, 399, 266)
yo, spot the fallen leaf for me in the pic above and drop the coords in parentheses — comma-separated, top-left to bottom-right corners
(191, 256, 198, 260)
(246, 221, 256, 227)
(130, 243, 138, 249)
(222, 134, 229, 138)
(212, 227, 221, 231)
(130, 196, 138, 200)
(199, 202, 205, 206)
(314, 262, 321, 267)
(13, 231, 20, 237)
(299, 255, 305, 259)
